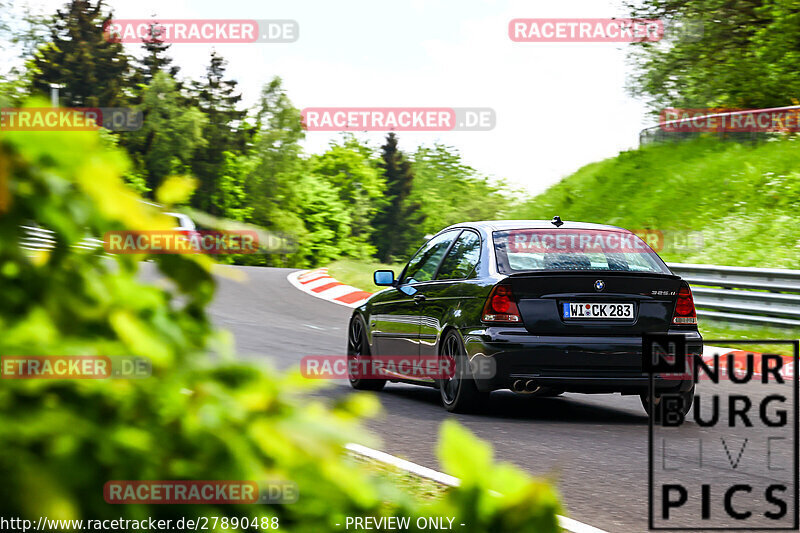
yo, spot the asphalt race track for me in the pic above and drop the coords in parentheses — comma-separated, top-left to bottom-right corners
(202, 265, 796, 533)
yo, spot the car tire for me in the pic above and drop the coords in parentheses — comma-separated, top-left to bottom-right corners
(347, 316, 386, 391)
(640, 385, 694, 420)
(438, 331, 489, 413)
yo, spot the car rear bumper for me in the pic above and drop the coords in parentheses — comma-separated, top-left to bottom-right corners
(462, 327, 701, 394)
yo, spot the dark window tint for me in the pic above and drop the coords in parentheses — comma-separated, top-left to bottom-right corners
(436, 231, 481, 280)
(402, 231, 459, 284)
(493, 229, 671, 275)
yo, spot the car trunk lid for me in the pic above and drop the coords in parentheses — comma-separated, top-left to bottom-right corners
(506, 271, 682, 336)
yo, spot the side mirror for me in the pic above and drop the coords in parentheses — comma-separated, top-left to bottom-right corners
(373, 269, 395, 286)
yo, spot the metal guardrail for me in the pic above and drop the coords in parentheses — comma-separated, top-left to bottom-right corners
(668, 262, 800, 327)
(20, 225, 104, 253)
(17, 227, 800, 328)
(639, 104, 800, 145)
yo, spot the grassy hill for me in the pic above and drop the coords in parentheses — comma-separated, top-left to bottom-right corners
(509, 137, 800, 268)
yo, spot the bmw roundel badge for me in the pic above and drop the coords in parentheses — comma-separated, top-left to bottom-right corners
(594, 279, 605, 291)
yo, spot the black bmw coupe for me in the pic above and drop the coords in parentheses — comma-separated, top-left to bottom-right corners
(347, 219, 702, 414)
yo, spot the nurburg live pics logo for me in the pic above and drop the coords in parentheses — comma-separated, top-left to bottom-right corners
(644, 335, 799, 530)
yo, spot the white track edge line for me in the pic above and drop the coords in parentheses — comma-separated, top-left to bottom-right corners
(345, 442, 611, 533)
(345, 442, 460, 487)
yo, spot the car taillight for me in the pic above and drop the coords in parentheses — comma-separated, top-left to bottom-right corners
(672, 284, 697, 325)
(482, 284, 522, 323)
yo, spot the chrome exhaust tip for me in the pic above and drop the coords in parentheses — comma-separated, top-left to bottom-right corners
(524, 380, 541, 394)
(511, 379, 526, 393)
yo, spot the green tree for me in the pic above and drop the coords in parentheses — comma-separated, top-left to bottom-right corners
(627, 0, 800, 110)
(31, 0, 133, 107)
(122, 71, 206, 193)
(372, 133, 425, 262)
(246, 77, 306, 237)
(210, 150, 253, 221)
(409, 144, 512, 241)
(0, 1, 51, 61)
(310, 135, 386, 258)
(0, 2, 52, 106)
(137, 22, 180, 86)
(189, 51, 249, 214)
(293, 174, 354, 265)
(232, 77, 309, 266)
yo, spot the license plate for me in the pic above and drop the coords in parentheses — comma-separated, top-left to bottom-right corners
(563, 302, 633, 319)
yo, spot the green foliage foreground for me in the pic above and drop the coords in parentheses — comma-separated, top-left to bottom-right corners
(0, 116, 560, 531)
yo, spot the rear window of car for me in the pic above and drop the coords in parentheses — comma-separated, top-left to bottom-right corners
(493, 228, 671, 275)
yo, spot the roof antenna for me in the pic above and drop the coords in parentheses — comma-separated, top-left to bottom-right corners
(551, 215, 564, 228)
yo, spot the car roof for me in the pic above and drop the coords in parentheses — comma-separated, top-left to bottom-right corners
(442, 220, 632, 233)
